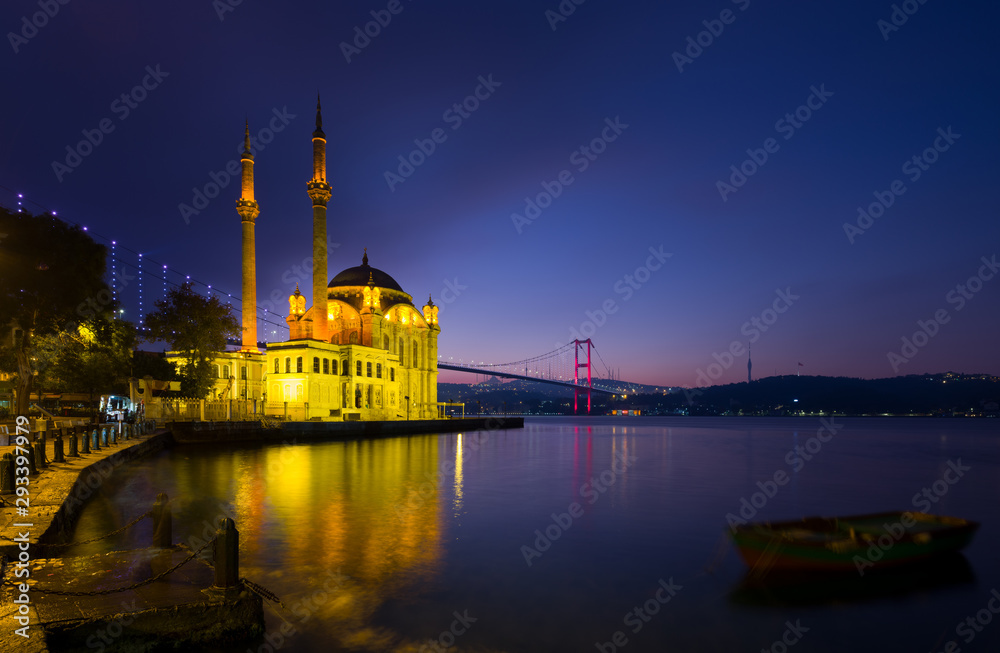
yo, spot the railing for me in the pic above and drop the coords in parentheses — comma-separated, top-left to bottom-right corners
(0, 419, 158, 493)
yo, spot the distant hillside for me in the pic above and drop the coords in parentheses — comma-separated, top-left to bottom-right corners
(438, 373, 1000, 416)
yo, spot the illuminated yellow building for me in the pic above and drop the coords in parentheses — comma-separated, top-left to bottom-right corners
(262, 98, 439, 421)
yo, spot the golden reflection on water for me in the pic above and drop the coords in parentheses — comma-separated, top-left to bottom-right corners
(172, 436, 448, 651)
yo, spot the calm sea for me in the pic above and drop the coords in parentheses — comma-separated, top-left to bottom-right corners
(66, 417, 1000, 652)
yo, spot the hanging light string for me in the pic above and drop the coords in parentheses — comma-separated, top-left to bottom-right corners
(0, 186, 289, 341)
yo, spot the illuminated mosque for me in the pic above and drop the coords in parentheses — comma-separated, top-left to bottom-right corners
(216, 98, 440, 421)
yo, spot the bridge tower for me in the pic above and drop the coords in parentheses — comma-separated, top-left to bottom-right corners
(574, 338, 592, 414)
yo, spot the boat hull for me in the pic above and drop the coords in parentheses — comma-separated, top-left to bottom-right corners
(731, 511, 979, 574)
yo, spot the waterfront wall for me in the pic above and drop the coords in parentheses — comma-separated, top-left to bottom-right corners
(167, 416, 524, 444)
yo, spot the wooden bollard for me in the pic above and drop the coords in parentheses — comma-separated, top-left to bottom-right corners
(213, 518, 239, 588)
(0, 453, 13, 494)
(53, 432, 65, 463)
(152, 492, 172, 548)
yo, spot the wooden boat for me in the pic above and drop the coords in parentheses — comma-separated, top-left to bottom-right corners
(730, 511, 979, 576)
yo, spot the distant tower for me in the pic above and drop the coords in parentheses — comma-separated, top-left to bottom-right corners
(236, 121, 260, 352)
(306, 95, 332, 342)
(747, 343, 752, 383)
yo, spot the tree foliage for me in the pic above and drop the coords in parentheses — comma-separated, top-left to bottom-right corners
(0, 206, 110, 414)
(144, 283, 240, 399)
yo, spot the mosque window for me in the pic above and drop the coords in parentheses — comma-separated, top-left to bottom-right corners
(399, 338, 405, 366)
(349, 331, 359, 344)
(356, 360, 362, 376)
(223, 366, 230, 379)
(285, 357, 291, 374)
(413, 342, 419, 368)
(367, 362, 372, 377)
(214, 364, 220, 379)
(323, 359, 329, 374)
(296, 357, 303, 373)
(376, 363, 382, 378)
(390, 367, 395, 382)
(313, 357, 320, 373)
(383, 335, 389, 350)
(355, 385, 362, 408)
(274, 358, 279, 374)
(331, 359, 338, 375)
(343, 360, 349, 376)
(241, 366, 247, 380)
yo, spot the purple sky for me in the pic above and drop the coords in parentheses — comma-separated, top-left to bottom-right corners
(2, 1, 998, 387)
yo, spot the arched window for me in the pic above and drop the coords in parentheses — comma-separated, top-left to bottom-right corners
(323, 358, 329, 374)
(376, 363, 382, 379)
(383, 335, 389, 350)
(390, 367, 395, 382)
(398, 338, 405, 366)
(295, 384, 303, 401)
(296, 357, 303, 373)
(285, 357, 291, 374)
(356, 360, 362, 376)
(366, 362, 372, 378)
(313, 357, 320, 373)
(342, 360, 349, 376)
(413, 342, 419, 369)
(241, 365, 247, 380)
(274, 358, 279, 374)
(214, 364, 220, 379)
(223, 365, 230, 379)
(349, 331, 359, 344)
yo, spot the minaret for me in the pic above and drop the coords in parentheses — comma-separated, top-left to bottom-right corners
(747, 343, 752, 383)
(236, 121, 260, 352)
(306, 95, 332, 343)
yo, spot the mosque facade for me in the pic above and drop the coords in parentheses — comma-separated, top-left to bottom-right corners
(189, 99, 440, 421)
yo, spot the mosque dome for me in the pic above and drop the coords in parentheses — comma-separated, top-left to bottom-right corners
(328, 249, 405, 293)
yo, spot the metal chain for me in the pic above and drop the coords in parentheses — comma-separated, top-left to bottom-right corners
(39, 510, 154, 548)
(0, 510, 152, 546)
(31, 536, 217, 596)
(241, 577, 286, 609)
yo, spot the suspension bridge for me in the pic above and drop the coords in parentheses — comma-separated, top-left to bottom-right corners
(438, 339, 625, 413)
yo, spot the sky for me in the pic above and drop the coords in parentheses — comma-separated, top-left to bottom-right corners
(2, 1, 998, 388)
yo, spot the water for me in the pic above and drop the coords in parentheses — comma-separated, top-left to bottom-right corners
(67, 417, 1000, 652)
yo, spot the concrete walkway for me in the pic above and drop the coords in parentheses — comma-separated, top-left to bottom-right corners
(1, 428, 171, 652)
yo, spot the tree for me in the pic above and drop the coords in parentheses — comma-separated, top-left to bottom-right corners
(0, 207, 110, 415)
(144, 283, 240, 399)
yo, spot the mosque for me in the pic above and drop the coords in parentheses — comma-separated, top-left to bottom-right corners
(196, 98, 440, 421)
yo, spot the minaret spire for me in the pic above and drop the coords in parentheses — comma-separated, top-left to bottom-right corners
(237, 120, 260, 353)
(307, 94, 332, 342)
(747, 343, 752, 383)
